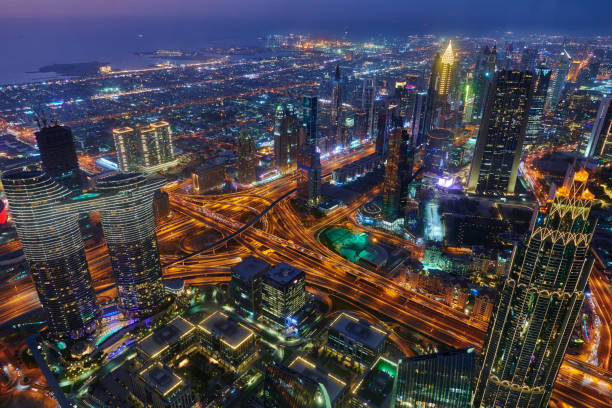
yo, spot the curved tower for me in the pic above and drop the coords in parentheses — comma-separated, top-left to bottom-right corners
(1, 169, 97, 340)
(94, 173, 167, 317)
(473, 169, 597, 408)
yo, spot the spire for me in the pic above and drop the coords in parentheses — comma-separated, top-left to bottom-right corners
(334, 64, 340, 81)
(441, 41, 454, 65)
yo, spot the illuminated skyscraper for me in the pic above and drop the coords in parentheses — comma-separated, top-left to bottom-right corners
(261, 263, 308, 333)
(331, 65, 343, 149)
(519, 48, 537, 72)
(545, 49, 571, 111)
(524, 66, 552, 148)
(362, 78, 376, 138)
(382, 116, 413, 222)
(34, 125, 83, 196)
(425, 128, 453, 174)
(585, 95, 612, 163)
(94, 173, 167, 317)
(237, 128, 257, 184)
(113, 121, 175, 173)
(425, 41, 457, 134)
(2, 170, 98, 340)
(297, 96, 321, 205)
(274, 104, 300, 173)
(411, 91, 429, 146)
(392, 348, 475, 408)
(473, 169, 597, 408)
(467, 70, 534, 196)
(472, 44, 497, 122)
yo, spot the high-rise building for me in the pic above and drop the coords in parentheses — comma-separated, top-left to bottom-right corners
(34, 125, 83, 196)
(113, 121, 175, 173)
(473, 169, 597, 408)
(585, 95, 612, 163)
(261, 263, 308, 333)
(94, 173, 167, 317)
(519, 48, 537, 72)
(545, 49, 571, 111)
(237, 128, 257, 184)
(2, 170, 98, 339)
(425, 41, 457, 134)
(297, 96, 322, 205)
(382, 118, 413, 222)
(411, 91, 429, 146)
(467, 70, 534, 196)
(230, 256, 270, 319)
(472, 44, 497, 122)
(274, 104, 300, 173)
(525, 66, 552, 148)
(425, 128, 453, 174)
(392, 348, 475, 408)
(331, 65, 343, 150)
(362, 79, 376, 138)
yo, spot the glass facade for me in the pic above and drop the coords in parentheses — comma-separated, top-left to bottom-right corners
(382, 119, 413, 222)
(473, 169, 597, 408)
(274, 104, 300, 173)
(113, 121, 175, 172)
(237, 128, 257, 184)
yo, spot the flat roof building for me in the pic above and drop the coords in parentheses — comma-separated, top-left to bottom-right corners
(288, 356, 348, 407)
(137, 316, 196, 362)
(230, 256, 270, 318)
(349, 356, 398, 408)
(131, 361, 197, 408)
(327, 312, 389, 367)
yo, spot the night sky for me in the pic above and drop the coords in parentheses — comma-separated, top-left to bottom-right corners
(2, 0, 612, 34)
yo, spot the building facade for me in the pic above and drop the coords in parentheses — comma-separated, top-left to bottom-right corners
(237, 128, 257, 184)
(524, 66, 552, 148)
(585, 95, 612, 163)
(274, 104, 300, 173)
(467, 70, 534, 196)
(113, 121, 175, 173)
(296, 96, 322, 205)
(382, 119, 413, 223)
(473, 169, 597, 408)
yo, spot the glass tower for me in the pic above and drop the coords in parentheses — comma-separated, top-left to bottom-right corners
(274, 104, 300, 173)
(331, 65, 343, 150)
(2, 170, 98, 340)
(237, 128, 257, 184)
(297, 96, 322, 205)
(524, 67, 552, 148)
(473, 169, 597, 408)
(382, 116, 413, 222)
(94, 173, 167, 317)
(467, 70, 534, 196)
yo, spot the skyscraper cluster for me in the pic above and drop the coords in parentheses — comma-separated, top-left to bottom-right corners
(112, 120, 175, 173)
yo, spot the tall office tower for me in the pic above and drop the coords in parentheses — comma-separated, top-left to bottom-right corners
(94, 173, 166, 317)
(237, 128, 257, 184)
(274, 104, 300, 173)
(296, 96, 322, 205)
(585, 96, 612, 163)
(467, 70, 534, 196)
(382, 118, 413, 223)
(392, 348, 475, 408)
(472, 44, 497, 122)
(375, 108, 390, 158)
(411, 91, 429, 146)
(502, 42, 514, 70)
(2, 170, 97, 340)
(425, 41, 457, 134)
(473, 169, 597, 408)
(261, 263, 307, 332)
(330, 65, 343, 149)
(545, 49, 571, 111)
(396, 83, 417, 121)
(524, 66, 552, 148)
(112, 121, 175, 172)
(425, 128, 453, 174)
(34, 125, 83, 196)
(230, 256, 270, 319)
(520, 48, 537, 72)
(362, 78, 376, 138)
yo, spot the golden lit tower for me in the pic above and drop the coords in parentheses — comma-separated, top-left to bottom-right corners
(438, 41, 456, 97)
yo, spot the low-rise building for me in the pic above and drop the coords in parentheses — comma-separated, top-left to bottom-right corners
(129, 361, 197, 408)
(137, 316, 196, 364)
(349, 356, 397, 408)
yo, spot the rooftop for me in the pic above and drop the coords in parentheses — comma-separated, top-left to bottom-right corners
(264, 263, 304, 286)
(288, 357, 347, 404)
(351, 357, 397, 408)
(231, 256, 270, 281)
(138, 316, 195, 359)
(329, 312, 388, 350)
(139, 362, 184, 398)
(198, 311, 253, 349)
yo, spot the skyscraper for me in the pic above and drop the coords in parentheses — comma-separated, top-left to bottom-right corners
(330, 65, 343, 150)
(237, 128, 257, 184)
(585, 95, 612, 163)
(2, 170, 98, 340)
(524, 66, 552, 148)
(472, 44, 497, 122)
(274, 104, 300, 173)
(425, 128, 453, 174)
(425, 42, 457, 134)
(411, 91, 429, 146)
(362, 78, 376, 139)
(34, 125, 83, 196)
(545, 49, 571, 111)
(113, 121, 175, 173)
(296, 96, 322, 205)
(94, 173, 167, 317)
(382, 117, 413, 223)
(392, 348, 475, 408)
(519, 48, 537, 72)
(467, 70, 534, 196)
(473, 168, 597, 408)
